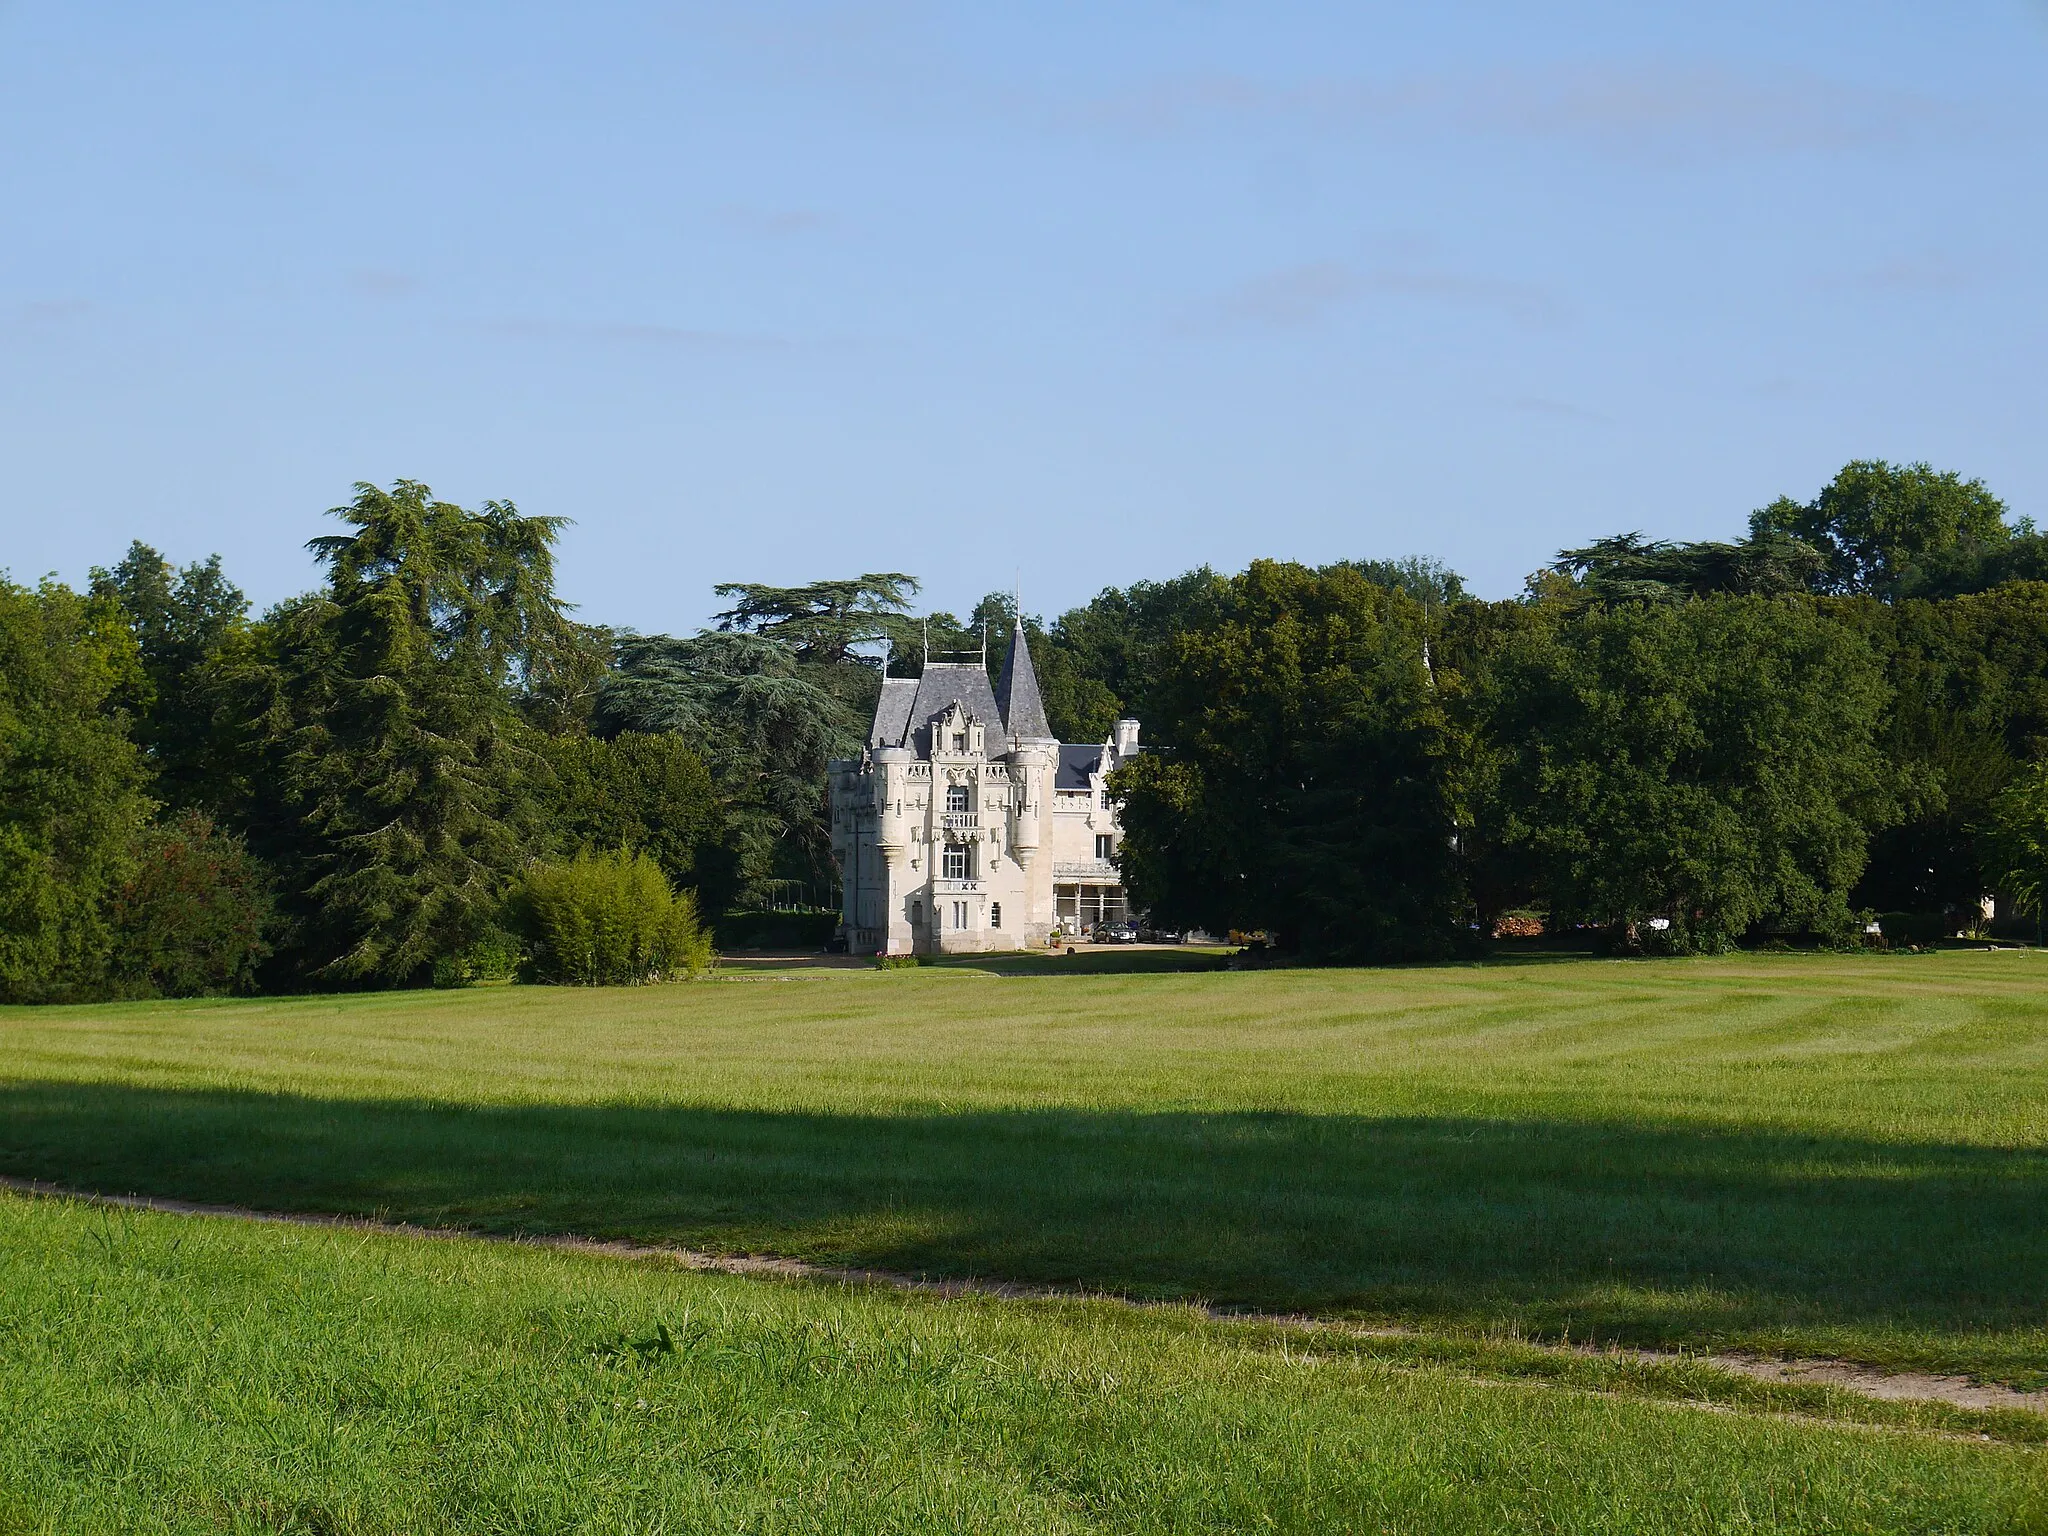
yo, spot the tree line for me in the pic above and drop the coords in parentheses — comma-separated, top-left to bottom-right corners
(3, 460, 2044, 999)
(1109, 462, 2048, 958)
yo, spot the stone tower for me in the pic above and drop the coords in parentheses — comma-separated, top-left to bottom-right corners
(828, 624, 1141, 955)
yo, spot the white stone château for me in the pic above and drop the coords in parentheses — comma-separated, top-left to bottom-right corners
(829, 625, 1140, 955)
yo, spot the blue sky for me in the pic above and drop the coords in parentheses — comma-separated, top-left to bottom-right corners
(4, 2, 2044, 628)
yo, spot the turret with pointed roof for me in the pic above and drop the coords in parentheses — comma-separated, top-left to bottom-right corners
(995, 622, 1053, 743)
(828, 616, 1136, 958)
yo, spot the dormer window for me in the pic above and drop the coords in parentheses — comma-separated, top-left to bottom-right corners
(952, 732, 967, 753)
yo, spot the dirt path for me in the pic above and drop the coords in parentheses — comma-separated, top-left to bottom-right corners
(5, 1174, 2042, 1418)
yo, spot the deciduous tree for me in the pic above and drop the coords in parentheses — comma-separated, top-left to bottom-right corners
(1482, 596, 1893, 950)
(0, 578, 153, 1001)
(1752, 460, 2011, 598)
(1112, 561, 1462, 960)
(90, 542, 249, 810)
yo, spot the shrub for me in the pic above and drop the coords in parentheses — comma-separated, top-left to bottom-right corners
(431, 925, 524, 989)
(108, 811, 273, 997)
(512, 850, 714, 985)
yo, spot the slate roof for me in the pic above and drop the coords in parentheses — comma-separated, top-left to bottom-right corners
(865, 634, 1084, 765)
(866, 662, 1008, 760)
(868, 677, 918, 750)
(994, 624, 1053, 742)
(1056, 743, 1103, 790)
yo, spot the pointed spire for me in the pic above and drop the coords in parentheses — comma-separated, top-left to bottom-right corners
(996, 619, 1052, 742)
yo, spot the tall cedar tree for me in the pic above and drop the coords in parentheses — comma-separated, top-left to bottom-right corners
(1549, 530, 1828, 605)
(0, 578, 154, 1001)
(1112, 560, 1463, 960)
(1483, 596, 1893, 951)
(711, 574, 919, 666)
(252, 482, 570, 985)
(597, 631, 863, 908)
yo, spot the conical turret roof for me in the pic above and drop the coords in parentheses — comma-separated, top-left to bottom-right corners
(996, 622, 1052, 742)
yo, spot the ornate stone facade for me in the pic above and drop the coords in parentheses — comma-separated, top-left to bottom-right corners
(828, 626, 1140, 955)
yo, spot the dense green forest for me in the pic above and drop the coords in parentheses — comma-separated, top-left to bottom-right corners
(4, 460, 2046, 998)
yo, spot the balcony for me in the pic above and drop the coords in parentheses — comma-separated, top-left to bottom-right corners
(1053, 860, 1119, 882)
(940, 811, 979, 831)
(934, 878, 982, 894)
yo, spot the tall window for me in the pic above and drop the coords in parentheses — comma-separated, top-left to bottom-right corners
(1095, 834, 1114, 860)
(989, 902, 1002, 928)
(946, 782, 970, 813)
(953, 901, 968, 929)
(910, 899, 923, 928)
(943, 844, 968, 879)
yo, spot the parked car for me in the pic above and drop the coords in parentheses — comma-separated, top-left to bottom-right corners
(1095, 921, 1140, 944)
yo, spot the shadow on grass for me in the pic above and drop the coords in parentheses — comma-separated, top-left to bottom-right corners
(3, 1079, 2044, 1379)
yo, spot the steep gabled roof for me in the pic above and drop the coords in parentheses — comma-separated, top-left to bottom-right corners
(910, 664, 1006, 758)
(995, 624, 1052, 742)
(866, 662, 1006, 759)
(868, 676, 918, 750)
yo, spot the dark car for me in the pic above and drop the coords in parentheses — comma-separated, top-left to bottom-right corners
(1095, 921, 1140, 944)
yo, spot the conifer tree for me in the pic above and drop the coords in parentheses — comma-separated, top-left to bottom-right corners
(254, 481, 571, 984)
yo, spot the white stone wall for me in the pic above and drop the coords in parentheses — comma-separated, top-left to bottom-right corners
(832, 707, 1138, 956)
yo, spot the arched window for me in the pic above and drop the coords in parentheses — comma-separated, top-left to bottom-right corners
(990, 902, 1002, 928)
(910, 900, 923, 928)
(946, 782, 970, 813)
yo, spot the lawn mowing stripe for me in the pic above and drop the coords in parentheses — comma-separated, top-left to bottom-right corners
(7, 1173, 2042, 1431)
(8, 954, 2046, 1388)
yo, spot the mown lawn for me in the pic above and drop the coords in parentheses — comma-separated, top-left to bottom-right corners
(3, 952, 2046, 1383)
(2, 1191, 2041, 1535)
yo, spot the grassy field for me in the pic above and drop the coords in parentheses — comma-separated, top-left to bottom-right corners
(4, 1190, 2043, 1534)
(3, 951, 2046, 1392)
